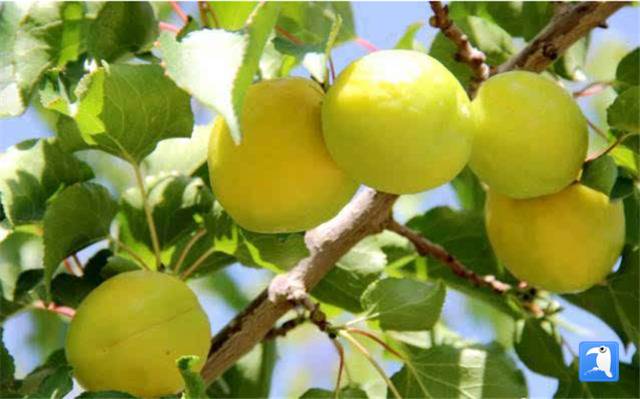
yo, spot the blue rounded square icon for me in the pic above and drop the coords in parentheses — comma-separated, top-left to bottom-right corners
(579, 341, 619, 382)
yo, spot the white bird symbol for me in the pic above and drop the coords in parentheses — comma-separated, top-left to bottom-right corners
(586, 345, 612, 378)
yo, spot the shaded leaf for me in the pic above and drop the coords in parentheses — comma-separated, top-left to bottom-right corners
(608, 86, 640, 135)
(451, 167, 486, 211)
(616, 47, 639, 91)
(361, 278, 445, 331)
(563, 246, 639, 346)
(159, 3, 279, 143)
(13, 269, 44, 303)
(514, 318, 567, 378)
(581, 155, 618, 196)
(87, 2, 157, 61)
(300, 386, 368, 399)
(0, 138, 93, 226)
(1, 327, 17, 395)
(555, 360, 639, 398)
(43, 183, 117, 294)
(75, 391, 136, 399)
(208, 341, 276, 399)
(391, 342, 527, 398)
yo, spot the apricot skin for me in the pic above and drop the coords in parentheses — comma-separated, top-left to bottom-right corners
(208, 77, 358, 233)
(322, 49, 472, 195)
(470, 71, 588, 199)
(486, 184, 625, 293)
(65, 271, 211, 397)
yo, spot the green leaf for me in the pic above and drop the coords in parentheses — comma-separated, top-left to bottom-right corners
(429, 32, 472, 87)
(121, 175, 214, 252)
(143, 123, 212, 177)
(300, 386, 368, 399)
(274, 12, 343, 83)
(616, 47, 639, 91)
(159, 3, 280, 144)
(451, 167, 486, 211)
(394, 22, 425, 51)
(235, 229, 308, 271)
(0, 138, 93, 226)
(312, 237, 388, 313)
(51, 249, 111, 307)
(514, 318, 567, 378)
(208, 2, 259, 30)
(278, 2, 355, 45)
(608, 86, 640, 135)
(86, 2, 158, 61)
(361, 278, 445, 331)
(581, 155, 618, 196)
(64, 63, 194, 163)
(99, 255, 141, 279)
(54, 115, 93, 152)
(1, 327, 17, 395)
(13, 269, 44, 303)
(457, 16, 514, 65)
(43, 183, 117, 294)
(555, 360, 639, 398)
(177, 356, 206, 399)
(0, 2, 65, 117)
(390, 343, 527, 398)
(0, 231, 43, 308)
(408, 207, 499, 276)
(563, 246, 639, 346)
(25, 366, 73, 399)
(623, 187, 639, 245)
(208, 341, 277, 399)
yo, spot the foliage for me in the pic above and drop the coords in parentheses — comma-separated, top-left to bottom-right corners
(0, 2, 637, 399)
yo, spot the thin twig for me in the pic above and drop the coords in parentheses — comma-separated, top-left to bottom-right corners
(587, 133, 638, 161)
(586, 118, 608, 139)
(428, 1, 490, 96)
(110, 237, 152, 271)
(181, 247, 216, 280)
(173, 228, 207, 273)
(573, 81, 612, 98)
(331, 339, 346, 399)
(264, 314, 307, 340)
(159, 22, 180, 33)
(170, 1, 188, 23)
(132, 164, 162, 269)
(354, 36, 379, 53)
(340, 331, 402, 399)
(386, 219, 512, 294)
(34, 301, 76, 318)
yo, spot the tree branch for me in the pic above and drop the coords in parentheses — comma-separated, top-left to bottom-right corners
(386, 219, 511, 294)
(200, 189, 397, 383)
(497, 2, 628, 73)
(428, 1, 490, 96)
(200, 1, 627, 385)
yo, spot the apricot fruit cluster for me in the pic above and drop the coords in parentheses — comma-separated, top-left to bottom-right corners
(207, 50, 624, 294)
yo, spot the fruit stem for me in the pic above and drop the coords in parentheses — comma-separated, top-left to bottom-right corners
(132, 163, 163, 270)
(339, 330, 402, 399)
(110, 236, 152, 271)
(180, 247, 216, 280)
(173, 228, 207, 273)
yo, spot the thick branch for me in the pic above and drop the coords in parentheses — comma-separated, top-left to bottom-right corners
(497, 2, 628, 73)
(428, 1, 490, 96)
(386, 220, 511, 294)
(201, 189, 397, 383)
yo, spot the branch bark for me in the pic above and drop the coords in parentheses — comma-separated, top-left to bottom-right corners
(201, 189, 397, 383)
(428, 1, 490, 96)
(201, 1, 627, 384)
(497, 2, 628, 73)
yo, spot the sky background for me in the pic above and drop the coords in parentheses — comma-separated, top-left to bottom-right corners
(1, 2, 639, 398)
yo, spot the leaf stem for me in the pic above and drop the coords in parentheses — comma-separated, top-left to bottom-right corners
(345, 328, 430, 398)
(174, 228, 207, 273)
(339, 330, 402, 399)
(132, 163, 162, 269)
(181, 247, 216, 280)
(110, 236, 152, 271)
(587, 132, 639, 161)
